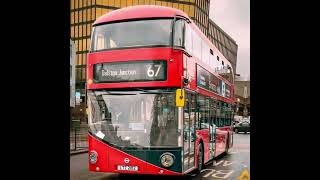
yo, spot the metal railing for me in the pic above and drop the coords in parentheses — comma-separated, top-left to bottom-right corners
(70, 125, 88, 151)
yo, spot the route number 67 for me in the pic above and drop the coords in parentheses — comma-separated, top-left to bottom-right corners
(147, 65, 161, 77)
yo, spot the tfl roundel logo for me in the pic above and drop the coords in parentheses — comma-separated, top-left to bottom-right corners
(124, 158, 130, 164)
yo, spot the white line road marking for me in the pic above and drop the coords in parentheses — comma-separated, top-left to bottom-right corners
(201, 169, 216, 178)
(211, 170, 234, 179)
(213, 160, 235, 167)
(213, 160, 224, 166)
(222, 161, 234, 166)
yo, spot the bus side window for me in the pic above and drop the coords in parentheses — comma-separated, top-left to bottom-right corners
(224, 103, 227, 126)
(190, 94, 196, 130)
(185, 24, 193, 54)
(184, 93, 190, 141)
(223, 103, 227, 126)
(209, 98, 216, 141)
(221, 103, 224, 126)
(174, 19, 185, 47)
(96, 34, 105, 50)
(226, 104, 230, 126)
(215, 101, 218, 127)
(227, 104, 231, 126)
(197, 95, 208, 130)
(192, 28, 201, 60)
(205, 97, 210, 126)
(219, 105, 222, 127)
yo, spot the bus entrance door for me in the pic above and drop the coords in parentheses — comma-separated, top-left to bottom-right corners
(209, 98, 216, 160)
(183, 93, 196, 172)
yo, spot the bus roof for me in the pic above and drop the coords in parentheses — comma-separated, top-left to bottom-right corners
(93, 5, 190, 25)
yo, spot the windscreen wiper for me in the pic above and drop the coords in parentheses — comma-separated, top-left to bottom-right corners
(105, 93, 137, 95)
(133, 88, 174, 94)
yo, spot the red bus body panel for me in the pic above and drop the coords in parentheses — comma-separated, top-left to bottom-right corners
(88, 134, 182, 175)
(215, 127, 230, 157)
(87, 48, 183, 90)
(196, 129, 210, 163)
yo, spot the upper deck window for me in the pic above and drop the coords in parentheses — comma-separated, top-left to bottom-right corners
(91, 19, 172, 52)
(173, 19, 185, 47)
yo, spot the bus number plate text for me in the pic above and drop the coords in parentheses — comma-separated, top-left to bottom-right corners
(117, 165, 138, 171)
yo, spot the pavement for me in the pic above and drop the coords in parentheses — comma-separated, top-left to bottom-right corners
(70, 125, 88, 154)
(70, 132, 250, 180)
(71, 149, 88, 155)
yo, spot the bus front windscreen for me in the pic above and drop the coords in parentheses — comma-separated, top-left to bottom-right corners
(91, 19, 172, 51)
(87, 90, 179, 148)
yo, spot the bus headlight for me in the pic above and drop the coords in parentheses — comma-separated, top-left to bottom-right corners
(160, 153, 174, 168)
(89, 151, 98, 164)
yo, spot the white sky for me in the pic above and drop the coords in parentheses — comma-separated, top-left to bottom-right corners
(209, 0, 250, 80)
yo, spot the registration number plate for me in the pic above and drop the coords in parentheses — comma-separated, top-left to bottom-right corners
(117, 165, 138, 171)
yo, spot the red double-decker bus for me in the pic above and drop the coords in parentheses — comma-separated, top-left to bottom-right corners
(86, 5, 235, 176)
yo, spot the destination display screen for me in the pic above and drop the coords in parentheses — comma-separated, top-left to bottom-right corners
(197, 65, 232, 98)
(93, 60, 167, 83)
(197, 65, 220, 93)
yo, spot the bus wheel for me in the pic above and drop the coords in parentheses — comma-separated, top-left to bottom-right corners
(195, 143, 204, 174)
